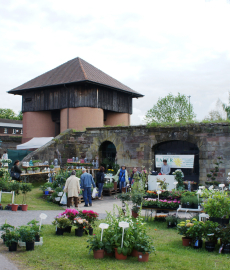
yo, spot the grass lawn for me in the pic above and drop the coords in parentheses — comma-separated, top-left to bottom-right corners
(0, 182, 61, 210)
(1, 221, 230, 270)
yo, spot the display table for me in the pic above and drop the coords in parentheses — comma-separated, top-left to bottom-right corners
(148, 175, 175, 191)
(21, 172, 50, 182)
(142, 206, 176, 221)
(176, 207, 203, 218)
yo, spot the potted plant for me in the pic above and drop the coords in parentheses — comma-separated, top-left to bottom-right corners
(87, 234, 105, 259)
(52, 214, 72, 235)
(172, 169, 185, 190)
(21, 168, 26, 175)
(186, 220, 205, 249)
(73, 217, 88, 237)
(177, 219, 194, 246)
(4, 228, 20, 251)
(27, 219, 41, 242)
(131, 192, 143, 218)
(33, 160, 41, 166)
(79, 210, 99, 235)
(166, 215, 178, 228)
(61, 209, 79, 232)
(191, 196, 199, 209)
(34, 167, 40, 173)
(18, 226, 36, 251)
(202, 191, 230, 226)
(181, 196, 193, 208)
(220, 224, 230, 254)
(115, 193, 131, 214)
(50, 165, 54, 171)
(20, 183, 32, 211)
(203, 221, 220, 252)
(0, 222, 15, 244)
(135, 234, 155, 262)
(9, 181, 20, 211)
(27, 167, 33, 174)
(113, 229, 133, 260)
(55, 187, 63, 197)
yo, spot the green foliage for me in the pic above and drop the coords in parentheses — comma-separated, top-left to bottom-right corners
(20, 183, 33, 204)
(52, 216, 71, 229)
(18, 226, 36, 242)
(220, 224, 230, 245)
(202, 191, 230, 218)
(0, 108, 22, 120)
(116, 193, 131, 202)
(206, 156, 223, 183)
(4, 228, 20, 247)
(87, 234, 104, 253)
(203, 221, 221, 243)
(187, 220, 205, 243)
(134, 234, 155, 254)
(145, 93, 196, 124)
(165, 215, 178, 225)
(131, 191, 144, 212)
(172, 170, 185, 190)
(39, 182, 53, 191)
(27, 219, 40, 236)
(177, 218, 197, 237)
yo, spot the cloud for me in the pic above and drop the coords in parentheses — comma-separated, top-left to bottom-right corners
(0, 0, 230, 126)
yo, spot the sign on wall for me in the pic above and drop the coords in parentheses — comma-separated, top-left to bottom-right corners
(155, 155, 194, 168)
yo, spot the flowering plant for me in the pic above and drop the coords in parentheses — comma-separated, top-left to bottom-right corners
(52, 214, 72, 229)
(79, 210, 99, 228)
(61, 209, 79, 223)
(74, 217, 88, 230)
(177, 218, 197, 237)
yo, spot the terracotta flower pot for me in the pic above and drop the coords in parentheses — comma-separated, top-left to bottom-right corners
(11, 204, 18, 211)
(93, 249, 104, 259)
(138, 252, 149, 262)
(182, 237, 192, 246)
(131, 248, 139, 257)
(21, 204, 28, 211)
(132, 211, 139, 218)
(114, 248, 127, 260)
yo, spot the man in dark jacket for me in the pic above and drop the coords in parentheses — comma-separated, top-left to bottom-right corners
(80, 168, 96, 207)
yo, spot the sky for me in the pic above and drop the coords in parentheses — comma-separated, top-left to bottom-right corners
(0, 0, 230, 125)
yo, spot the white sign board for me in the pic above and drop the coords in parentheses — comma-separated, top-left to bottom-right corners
(155, 155, 194, 168)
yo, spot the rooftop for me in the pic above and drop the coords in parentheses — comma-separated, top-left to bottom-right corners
(8, 57, 143, 97)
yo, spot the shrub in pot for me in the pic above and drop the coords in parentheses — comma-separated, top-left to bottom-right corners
(202, 191, 230, 225)
(27, 219, 41, 241)
(20, 183, 32, 211)
(18, 226, 36, 251)
(131, 191, 144, 218)
(0, 222, 15, 245)
(79, 210, 99, 234)
(220, 224, 230, 253)
(9, 181, 20, 211)
(86, 234, 105, 259)
(5, 228, 20, 251)
(177, 218, 196, 246)
(73, 217, 89, 236)
(166, 215, 178, 228)
(135, 233, 155, 262)
(181, 196, 193, 208)
(203, 221, 221, 252)
(52, 214, 72, 235)
(187, 220, 205, 249)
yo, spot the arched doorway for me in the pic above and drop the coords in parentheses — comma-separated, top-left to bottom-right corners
(153, 140, 199, 183)
(99, 141, 117, 169)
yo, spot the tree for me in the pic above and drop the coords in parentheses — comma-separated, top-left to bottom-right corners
(145, 93, 196, 124)
(204, 99, 226, 121)
(222, 92, 230, 119)
(0, 109, 23, 120)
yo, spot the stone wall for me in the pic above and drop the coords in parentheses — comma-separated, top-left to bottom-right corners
(22, 123, 230, 184)
(0, 135, 22, 155)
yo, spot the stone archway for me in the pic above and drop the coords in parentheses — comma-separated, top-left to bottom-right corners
(152, 140, 199, 183)
(99, 140, 117, 168)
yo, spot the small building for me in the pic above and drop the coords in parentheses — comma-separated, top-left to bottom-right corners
(8, 57, 144, 143)
(0, 119, 23, 136)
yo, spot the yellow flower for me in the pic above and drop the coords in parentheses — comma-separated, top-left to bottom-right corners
(186, 220, 190, 222)
(192, 218, 197, 221)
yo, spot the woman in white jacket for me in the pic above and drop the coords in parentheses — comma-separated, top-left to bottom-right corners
(64, 171, 80, 208)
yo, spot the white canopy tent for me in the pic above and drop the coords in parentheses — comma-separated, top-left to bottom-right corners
(17, 137, 53, 150)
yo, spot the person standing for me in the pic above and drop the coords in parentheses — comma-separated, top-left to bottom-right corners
(11, 160, 22, 181)
(161, 160, 170, 175)
(96, 166, 105, 200)
(80, 168, 96, 207)
(64, 171, 80, 208)
(114, 165, 129, 191)
(130, 167, 141, 185)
